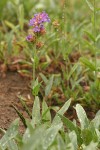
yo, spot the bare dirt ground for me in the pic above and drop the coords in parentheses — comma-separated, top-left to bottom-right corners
(0, 71, 33, 137)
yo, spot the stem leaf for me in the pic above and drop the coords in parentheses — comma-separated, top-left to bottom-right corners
(85, 0, 94, 11)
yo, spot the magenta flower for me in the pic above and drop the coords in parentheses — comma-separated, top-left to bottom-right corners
(26, 34, 33, 41)
(29, 11, 50, 26)
(29, 11, 50, 33)
(26, 11, 50, 42)
(33, 24, 44, 32)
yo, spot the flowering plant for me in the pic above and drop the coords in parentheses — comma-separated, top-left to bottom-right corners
(26, 11, 50, 80)
(26, 11, 50, 42)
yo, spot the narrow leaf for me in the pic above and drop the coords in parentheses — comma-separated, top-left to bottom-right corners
(12, 105, 27, 128)
(67, 63, 79, 80)
(42, 123, 62, 149)
(32, 96, 41, 127)
(52, 99, 71, 125)
(18, 95, 32, 119)
(42, 100, 51, 123)
(58, 114, 82, 145)
(84, 31, 95, 42)
(85, 0, 94, 11)
(57, 134, 66, 150)
(45, 75, 54, 96)
(39, 73, 48, 84)
(0, 119, 19, 150)
(80, 57, 96, 71)
(75, 104, 89, 129)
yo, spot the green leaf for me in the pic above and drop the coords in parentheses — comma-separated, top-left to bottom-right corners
(22, 125, 46, 150)
(96, 7, 100, 13)
(57, 134, 66, 150)
(42, 100, 51, 123)
(12, 105, 27, 128)
(23, 120, 34, 143)
(5, 21, 15, 29)
(39, 73, 48, 84)
(82, 129, 93, 145)
(72, 76, 85, 90)
(0, 0, 7, 19)
(52, 99, 71, 125)
(46, 38, 60, 49)
(82, 141, 98, 150)
(84, 31, 95, 42)
(0, 119, 19, 150)
(65, 133, 75, 150)
(75, 104, 89, 129)
(85, 0, 94, 11)
(69, 131, 78, 150)
(84, 40, 95, 52)
(31, 96, 41, 127)
(96, 34, 100, 42)
(58, 114, 82, 145)
(7, 140, 18, 150)
(6, 32, 14, 54)
(42, 123, 62, 149)
(18, 4, 24, 31)
(76, 20, 89, 32)
(92, 110, 100, 129)
(45, 75, 54, 96)
(31, 78, 41, 96)
(18, 95, 32, 119)
(67, 63, 79, 80)
(80, 57, 96, 71)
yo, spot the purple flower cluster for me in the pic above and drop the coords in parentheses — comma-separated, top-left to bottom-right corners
(29, 11, 50, 32)
(26, 11, 50, 42)
(26, 34, 33, 41)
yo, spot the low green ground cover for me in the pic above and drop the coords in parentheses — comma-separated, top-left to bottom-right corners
(0, 97, 100, 150)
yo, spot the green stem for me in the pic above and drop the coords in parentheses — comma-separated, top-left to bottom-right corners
(93, 0, 97, 80)
(33, 48, 36, 81)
